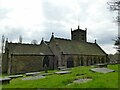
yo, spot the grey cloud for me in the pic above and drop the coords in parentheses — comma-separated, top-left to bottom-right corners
(89, 30, 117, 45)
(97, 34, 116, 45)
(43, 21, 70, 41)
(2, 27, 25, 42)
(2, 27, 43, 44)
(42, 1, 73, 22)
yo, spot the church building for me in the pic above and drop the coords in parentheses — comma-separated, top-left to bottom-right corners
(2, 26, 109, 74)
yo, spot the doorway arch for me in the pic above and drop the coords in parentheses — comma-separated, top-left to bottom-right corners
(43, 56, 50, 67)
(67, 57, 74, 68)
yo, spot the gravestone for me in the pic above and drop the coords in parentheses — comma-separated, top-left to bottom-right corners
(95, 63, 107, 68)
(22, 75, 45, 80)
(8, 75, 23, 79)
(25, 72, 41, 76)
(44, 64, 48, 73)
(73, 78, 92, 83)
(90, 68, 115, 73)
(55, 71, 71, 75)
(61, 68, 71, 71)
(58, 66, 66, 70)
(67, 78, 92, 86)
(0, 78, 11, 84)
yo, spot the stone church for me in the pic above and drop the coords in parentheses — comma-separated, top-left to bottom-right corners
(2, 26, 109, 74)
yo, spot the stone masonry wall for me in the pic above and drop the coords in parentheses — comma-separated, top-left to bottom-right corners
(2, 53, 8, 73)
(63, 55, 107, 68)
(10, 55, 44, 74)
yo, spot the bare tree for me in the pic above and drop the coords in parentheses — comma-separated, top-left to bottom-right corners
(31, 40, 38, 44)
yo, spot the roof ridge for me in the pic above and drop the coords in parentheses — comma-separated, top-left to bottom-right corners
(8, 42, 40, 46)
(55, 37, 71, 41)
(86, 42, 95, 44)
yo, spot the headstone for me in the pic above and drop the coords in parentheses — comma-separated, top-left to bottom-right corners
(44, 64, 48, 73)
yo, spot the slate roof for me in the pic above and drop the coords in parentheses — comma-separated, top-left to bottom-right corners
(53, 38, 107, 55)
(7, 42, 53, 55)
(6, 37, 107, 56)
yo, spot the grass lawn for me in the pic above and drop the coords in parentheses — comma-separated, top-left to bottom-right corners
(1, 64, 119, 89)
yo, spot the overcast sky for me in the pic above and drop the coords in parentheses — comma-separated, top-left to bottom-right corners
(0, 0, 118, 54)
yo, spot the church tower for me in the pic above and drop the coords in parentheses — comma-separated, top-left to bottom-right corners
(71, 25, 87, 42)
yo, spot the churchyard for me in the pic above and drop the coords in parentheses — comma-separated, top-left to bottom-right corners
(0, 64, 119, 89)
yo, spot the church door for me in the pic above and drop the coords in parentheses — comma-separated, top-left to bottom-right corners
(67, 57, 74, 68)
(43, 56, 49, 67)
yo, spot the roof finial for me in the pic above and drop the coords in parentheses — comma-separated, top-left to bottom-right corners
(95, 39, 96, 43)
(78, 25, 79, 29)
(42, 37, 44, 41)
(40, 37, 44, 45)
(51, 32, 54, 39)
(6, 38, 8, 42)
(52, 32, 54, 35)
